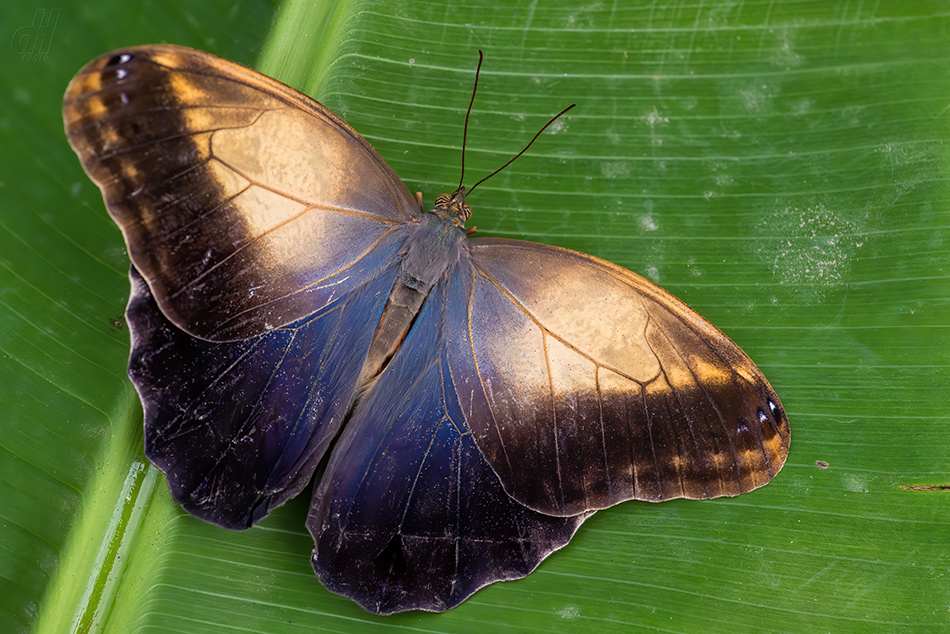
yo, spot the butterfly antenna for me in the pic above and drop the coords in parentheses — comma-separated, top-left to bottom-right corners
(466, 102, 576, 197)
(458, 50, 484, 192)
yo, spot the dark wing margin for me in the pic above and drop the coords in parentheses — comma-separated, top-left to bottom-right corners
(308, 269, 586, 614)
(64, 44, 420, 340)
(448, 238, 789, 518)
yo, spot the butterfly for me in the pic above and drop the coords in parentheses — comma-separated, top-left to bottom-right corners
(63, 44, 790, 614)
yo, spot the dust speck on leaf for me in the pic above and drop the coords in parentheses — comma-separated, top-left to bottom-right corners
(756, 201, 864, 301)
(739, 86, 771, 113)
(645, 106, 669, 128)
(602, 161, 631, 179)
(770, 28, 804, 69)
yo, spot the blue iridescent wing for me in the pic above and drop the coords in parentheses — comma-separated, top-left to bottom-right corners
(127, 249, 401, 529)
(308, 270, 586, 614)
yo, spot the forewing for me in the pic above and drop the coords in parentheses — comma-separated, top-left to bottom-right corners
(127, 252, 399, 529)
(448, 238, 790, 517)
(308, 272, 585, 614)
(64, 45, 419, 340)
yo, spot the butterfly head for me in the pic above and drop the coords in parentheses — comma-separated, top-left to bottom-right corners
(431, 188, 472, 228)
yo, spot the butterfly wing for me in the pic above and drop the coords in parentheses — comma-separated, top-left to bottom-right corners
(308, 271, 586, 614)
(447, 238, 790, 517)
(127, 256, 399, 529)
(63, 45, 418, 340)
(64, 45, 422, 527)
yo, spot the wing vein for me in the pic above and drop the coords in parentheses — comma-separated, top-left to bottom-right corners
(466, 264, 513, 473)
(653, 324, 716, 498)
(542, 331, 565, 508)
(595, 366, 612, 499)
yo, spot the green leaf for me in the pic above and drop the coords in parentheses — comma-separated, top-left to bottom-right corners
(2, 1, 948, 633)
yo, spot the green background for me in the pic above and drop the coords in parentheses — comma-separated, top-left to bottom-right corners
(2, 1, 948, 632)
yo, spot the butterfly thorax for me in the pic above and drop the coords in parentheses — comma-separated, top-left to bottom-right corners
(355, 198, 469, 388)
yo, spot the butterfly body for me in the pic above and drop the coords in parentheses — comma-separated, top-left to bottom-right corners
(64, 45, 789, 614)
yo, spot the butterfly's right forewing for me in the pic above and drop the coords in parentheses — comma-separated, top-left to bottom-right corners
(64, 45, 419, 341)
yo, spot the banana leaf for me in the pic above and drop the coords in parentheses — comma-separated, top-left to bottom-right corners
(1, 1, 948, 632)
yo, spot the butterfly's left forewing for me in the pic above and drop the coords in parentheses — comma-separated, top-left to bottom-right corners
(447, 238, 790, 517)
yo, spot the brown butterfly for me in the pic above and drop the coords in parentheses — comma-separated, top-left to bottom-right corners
(63, 45, 789, 614)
